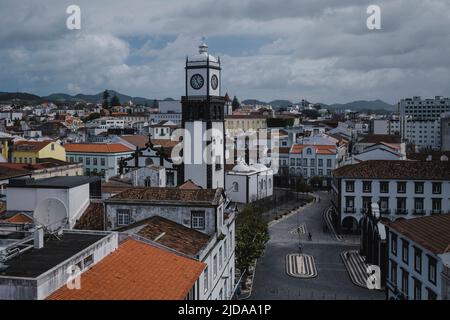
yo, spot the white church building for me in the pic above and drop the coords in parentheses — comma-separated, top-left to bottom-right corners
(226, 162, 274, 204)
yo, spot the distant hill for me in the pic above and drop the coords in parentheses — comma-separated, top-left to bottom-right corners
(0, 92, 43, 104)
(326, 99, 394, 112)
(269, 100, 294, 108)
(242, 99, 268, 106)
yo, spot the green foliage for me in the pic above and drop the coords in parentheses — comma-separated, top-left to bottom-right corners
(309, 176, 324, 188)
(302, 109, 320, 119)
(232, 96, 240, 110)
(110, 95, 121, 107)
(83, 112, 101, 123)
(267, 117, 295, 128)
(236, 206, 269, 274)
(102, 90, 110, 109)
(296, 181, 313, 193)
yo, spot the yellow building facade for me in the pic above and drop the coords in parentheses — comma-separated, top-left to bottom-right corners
(12, 140, 66, 164)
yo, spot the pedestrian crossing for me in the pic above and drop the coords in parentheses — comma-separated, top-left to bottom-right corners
(289, 224, 306, 236)
(323, 207, 343, 241)
(286, 254, 317, 278)
(340, 250, 380, 289)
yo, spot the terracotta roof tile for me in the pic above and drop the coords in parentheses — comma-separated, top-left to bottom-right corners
(290, 144, 337, 155)
(333, 160, 450, 180)
(132, 216, 210, 256)
(47, 239, 206, 300)
(179, 180, 202, 190)
(359, 134, 401, 144)
(74, 203, 104, 231)
(107, 187, 223, 206)
(64, 143, 133, 153)
(13, 140, 54, 152)
(384, 215, 450, 254)
(120, 135, 149, 149)
(2, 213, 33, 224)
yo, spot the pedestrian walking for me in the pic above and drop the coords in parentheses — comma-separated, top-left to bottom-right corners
(308, 232, 312, 241)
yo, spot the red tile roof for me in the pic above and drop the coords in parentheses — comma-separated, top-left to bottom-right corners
(47, 239, 206, 300)
(107, 187, 223, 206)
(13, 140, 54, 152)
(290, 144, 337, 155)
(120, 135, 149, 149)
(2, 213, 33, 224)
(64, 143, 133, 153)
(74, 203, 104, 231)
(125, 216, 211, 256)
(333, 160, 450, 180)
(179, 180, 202, 190)
(384, 215, 450, 254)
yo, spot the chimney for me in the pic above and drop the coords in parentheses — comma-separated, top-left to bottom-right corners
(34, 226, 44, 249)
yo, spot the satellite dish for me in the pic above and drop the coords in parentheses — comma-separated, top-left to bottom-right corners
(33, 198, 68, 233)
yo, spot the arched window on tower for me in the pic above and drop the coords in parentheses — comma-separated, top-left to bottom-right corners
(232, 182, 239, 192)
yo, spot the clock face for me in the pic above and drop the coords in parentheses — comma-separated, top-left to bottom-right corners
(190, 74, 204, 90)
(211, 75, 219, 90)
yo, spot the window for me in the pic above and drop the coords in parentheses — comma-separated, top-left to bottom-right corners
(51, 143, 55, 151)
(432, 198, 442, 213)
(318, 169, 323, 176)
(402, 240, 409, 264)
(303, 158, 307, 167)
(346, 181, 355, 192)
(203, 267, 209, 293)
(391, 233, 398, 256)
(213, 254, 218, 278)
(84, 254, 94, 268)
(219, 246, 223, 269)
(401, 269, 409, 295)
(379, 197, 389, 214)
(101, 158, 106, 166)
(397, 182, 406, 193)
(327, 159, 332, 167)
(363, 181, 372, 193)
(414, 247, 422, 274)
(306, 148, 312, 155)
(93, 158, 98, 166)
(70, 156, 74, 162)
(362, 197, 372, 213)
(310, 159, 315, 167)
(290, 158, 295, 166)
(191, 211, 206, 230)
(428, 257, 437, 284)
(380, 181, 389, 193)
(79, 157, 83, 163)
(414, 279, 422, 300)
(318, 159, 323, 167)
(390, 260, 397, 285)
(310, 168, 315, 176)
(117, 209, 131, 226)
(296, 158, 301, 166)
(224, 239, 228, 260)
(432, 182, 442, 194)
(86, 157, 91, 165)
(415, 182, 424, 194)
(345, 197, 355, 212)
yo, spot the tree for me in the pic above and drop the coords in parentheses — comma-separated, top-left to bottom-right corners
(302, 109, 320, 119)
(235, 206, 269, 276)
(151, 99, 159, 109)
(309, 176, 324, 189)
(232, 96, 240, 111)
(110, 95, 120, 107)
(102, 90, 110, 109)
(83, 112, 101, 123)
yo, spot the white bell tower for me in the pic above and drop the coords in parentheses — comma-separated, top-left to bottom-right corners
(181, 41, 225, 189)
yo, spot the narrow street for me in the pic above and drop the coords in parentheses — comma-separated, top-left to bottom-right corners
(249, 191, 385, 300)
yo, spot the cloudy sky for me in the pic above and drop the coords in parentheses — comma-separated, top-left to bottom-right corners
(0, 0, 449, 104)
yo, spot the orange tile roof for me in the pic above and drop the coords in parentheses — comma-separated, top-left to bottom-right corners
(290, 144, 337, 155)
(64, 143, 133, 154)
(47, 239, 206, 300)
(3, 213, 33, 224)
(13, 140, 53, 152)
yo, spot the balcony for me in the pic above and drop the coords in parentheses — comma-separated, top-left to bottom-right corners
(395, 209, 408, 215)
(413, 209, 426, 216)
(431, 210, 443, 215)
(344, 207, 356, 214)
(380, 209, 391, 215)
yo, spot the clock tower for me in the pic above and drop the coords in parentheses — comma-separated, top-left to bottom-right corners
(181, 41, 225, 189)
